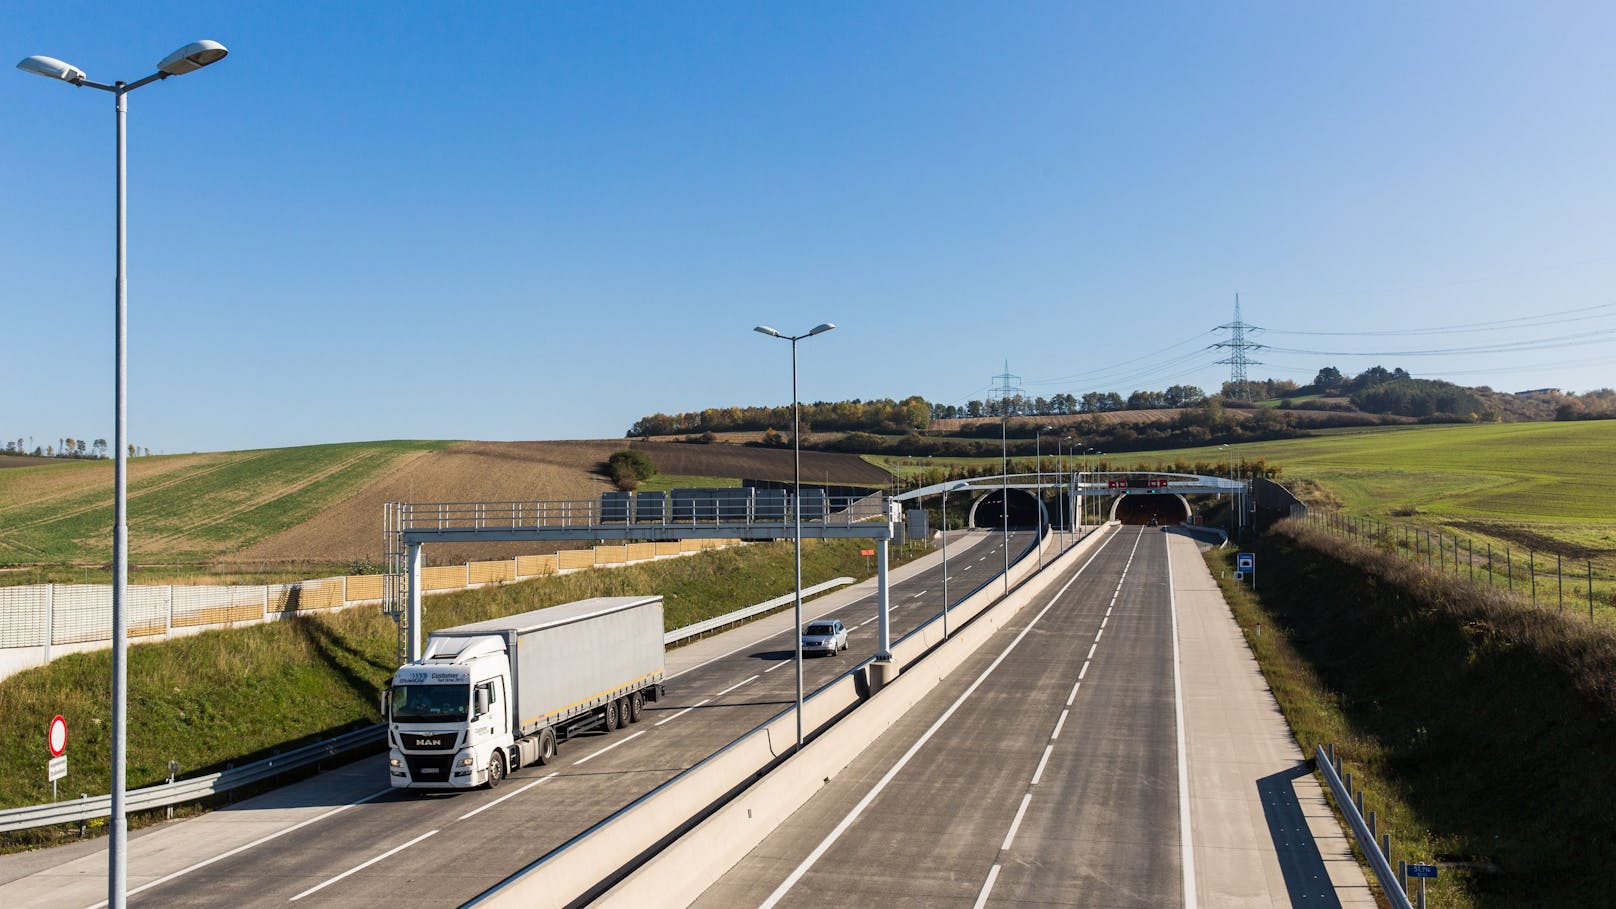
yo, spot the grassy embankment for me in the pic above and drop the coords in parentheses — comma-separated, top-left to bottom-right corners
(1207, 519, 1616, 908)
(0, 537, 910, 846)
(0, 440, 451, 585)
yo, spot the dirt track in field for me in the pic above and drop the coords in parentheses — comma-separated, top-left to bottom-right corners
(230, 440, 890, 565)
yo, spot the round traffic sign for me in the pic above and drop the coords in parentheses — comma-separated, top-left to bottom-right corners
(47, 715, 67, 757)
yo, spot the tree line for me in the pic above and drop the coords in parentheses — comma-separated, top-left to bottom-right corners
(4, 436, 151, 459)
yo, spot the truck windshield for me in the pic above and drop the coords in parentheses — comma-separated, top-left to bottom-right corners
(391, 684, 469, 723)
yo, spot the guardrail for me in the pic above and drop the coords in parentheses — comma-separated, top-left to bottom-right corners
(1314, 743, 1417, 909)
(0, 724, 384, 834)
(0, 576, 860, 835)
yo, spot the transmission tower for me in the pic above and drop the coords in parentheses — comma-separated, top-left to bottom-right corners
(989, 359, 1023, 415)
(1212, 294, 1264, 401)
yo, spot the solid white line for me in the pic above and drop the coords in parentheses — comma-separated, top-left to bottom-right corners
(289, 829, 439, 901)
(653, 697, 712, 726)
(756, 532, 1118, 909)
(1167, 535, 1199, 908)
(1031, 745, 1054, 785)
(715, 674, 760, 697)
(972, 864, 1002, 909)
(81, 786, 393, 909)
(573, 729, 646, 765)
(457, 772, 557, 821)
(1051, 709, 1069, 740)
(1000, 793, 1033, 850)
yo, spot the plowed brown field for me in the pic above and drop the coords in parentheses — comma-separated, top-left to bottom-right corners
(232, 440, 890, 565)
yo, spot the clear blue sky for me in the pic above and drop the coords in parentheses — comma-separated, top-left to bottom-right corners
(5, 1, 1613, 453)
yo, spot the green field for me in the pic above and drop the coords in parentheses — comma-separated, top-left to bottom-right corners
(634, 473, 743, 492)
(0, 441, 449, 569)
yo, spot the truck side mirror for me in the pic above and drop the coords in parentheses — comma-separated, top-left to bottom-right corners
(380, 689, 392, 721)
(474, 688, 490, 718)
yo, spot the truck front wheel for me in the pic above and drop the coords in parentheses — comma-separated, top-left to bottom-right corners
(536, 729, 557, 766)
(486, 750, 506, 789)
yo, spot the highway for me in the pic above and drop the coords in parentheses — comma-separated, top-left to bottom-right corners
(1, 530, 1042, 909)
(690, 525, 1185, 908)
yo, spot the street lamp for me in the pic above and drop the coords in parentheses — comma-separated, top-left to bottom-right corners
(18, 39, 228, 909)
(1034, 426, 1053, 568)
(753, 322, 835, 749)
(940, 480, 970, 640)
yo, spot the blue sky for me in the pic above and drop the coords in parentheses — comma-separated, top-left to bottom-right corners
(5, 1, 1614, 453)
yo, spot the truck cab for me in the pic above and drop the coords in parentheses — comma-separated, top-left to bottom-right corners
(387, 635, 514, 789)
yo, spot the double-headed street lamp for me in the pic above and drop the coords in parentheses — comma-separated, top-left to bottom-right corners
(753, 322, 835, 749)
(18, 39, 228, 909)
(1034, 425, 1052, 567)
(940, 480, 970, 640)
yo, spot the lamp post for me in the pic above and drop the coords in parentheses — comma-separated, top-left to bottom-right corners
(1060, 435, 1074, 546)
(940, 480, 969, 639)
(754, 322, 835, 749)
(18, 40, 228, 909)
(1035, 426, 1052, 567)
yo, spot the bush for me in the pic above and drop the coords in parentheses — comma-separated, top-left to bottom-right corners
(607, 449, 657, 490)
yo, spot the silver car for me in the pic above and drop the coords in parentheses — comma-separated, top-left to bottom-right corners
(801, 619, 848, 656)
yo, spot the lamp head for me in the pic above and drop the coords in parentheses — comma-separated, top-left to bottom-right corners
(808, 322, 836, 336)
(17, 55, 86, 84)
(753, 325, 782, 338)
(157, 40, 228, 76)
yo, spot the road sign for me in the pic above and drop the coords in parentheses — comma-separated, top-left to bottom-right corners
(1407, 864, 1438, 879)
(1237, 553, 1255, 571)
(859, 549, 874, 557)
(48, 755, 67, 782)
(47, 715, 66, 757)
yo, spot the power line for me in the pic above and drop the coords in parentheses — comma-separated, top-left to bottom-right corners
(1262, 301, 1616, 337)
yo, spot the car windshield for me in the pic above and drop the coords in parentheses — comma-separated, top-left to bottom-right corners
(391, 683, 469, 723)
(805, 624, 835, 636)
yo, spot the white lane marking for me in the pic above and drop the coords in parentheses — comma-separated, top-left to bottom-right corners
(665, 591, 874, 681)
(856, 619, 874, 629)
(756, 532, 1118, 909)
(1065, 681, 1081, 706)
(1106, 606, 1113, 618)
(972, 864, 1002, 909)
(1051, 709, 1069, 741)
(763, 659, 790, 672)
(289, 829, 439, 901)
(458, 772, 557, 821)
(1031, 745, 1054, 785)
(1078, 661, 1090, 680)
(1094, 628, 1104, 642)
(81, 786, 392, 909)
(912, 590, 928, 598)
(1086, 643, 1098, 660)
(574, 729, 646, 765)
(1167, 534, 1199, 908)
(1100, 615, 1109, 629)
(715, 674, 760, 697)
(1001, 793, 1034, 850)
(654, 697, 712, 726)
(963, 564, 972, 571)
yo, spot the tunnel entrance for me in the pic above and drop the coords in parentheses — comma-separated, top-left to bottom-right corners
(1112, 493, 1191, 526)
(969, 488, 1045, 529)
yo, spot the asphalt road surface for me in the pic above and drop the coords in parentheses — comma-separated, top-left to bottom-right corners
(692, 524, 1186, 908)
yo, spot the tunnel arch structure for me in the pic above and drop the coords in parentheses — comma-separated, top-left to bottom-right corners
(1109, 493, 1193, 525)
(967, 488, 1049, 529)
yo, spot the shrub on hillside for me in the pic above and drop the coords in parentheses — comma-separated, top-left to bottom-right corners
(607, 449, 657, 490)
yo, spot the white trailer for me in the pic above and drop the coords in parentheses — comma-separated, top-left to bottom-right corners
(385, 595, 665, 789)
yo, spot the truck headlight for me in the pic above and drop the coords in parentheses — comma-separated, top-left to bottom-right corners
(458, 754, 475, 767)
(389, 757, 401, 767)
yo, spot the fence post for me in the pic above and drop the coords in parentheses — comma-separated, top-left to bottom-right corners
(1591, 562, 1596, 620)
(42, 582, 53, 663)
(1468, 538, 1474, 583)
(342, 574, 349, 606)
(1558, 553, 1563, 611)
(1488, 543, 1493, 587)
(1530, 550, 1536, 603)
(165, 585, 175, 638)
(1507, 547, 1512, 591)
(263, 585, 270, 619)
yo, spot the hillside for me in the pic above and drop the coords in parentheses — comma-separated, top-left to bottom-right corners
(0, 439, 893, 576)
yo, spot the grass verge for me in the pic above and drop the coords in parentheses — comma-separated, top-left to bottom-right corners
(0, 538, 916, 849)
(1206, 519, 1616, 907)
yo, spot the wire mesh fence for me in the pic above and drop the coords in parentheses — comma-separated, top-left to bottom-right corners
(1306, 510, 1614, 621)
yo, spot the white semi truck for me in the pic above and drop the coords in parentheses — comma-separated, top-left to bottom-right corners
(384, 595, 665, 790)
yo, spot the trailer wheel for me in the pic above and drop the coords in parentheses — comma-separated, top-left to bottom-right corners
(603, 698, 620, 731)
(536, 729, 556, 766)
(628, 691, 644, 724)
(486, 750, 506, 789)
